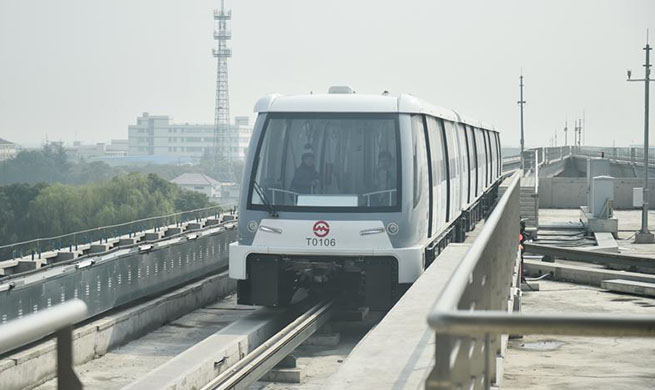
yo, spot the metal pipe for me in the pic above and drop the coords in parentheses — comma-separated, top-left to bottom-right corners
(642, 43, 651, 234)
(518, 75, 526, 172)
(0, 299, 87, 355)
(428, 311, 655, 337)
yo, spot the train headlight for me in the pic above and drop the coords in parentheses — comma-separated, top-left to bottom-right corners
(247, 220, 259, 233)
(386, 222, 400, 235)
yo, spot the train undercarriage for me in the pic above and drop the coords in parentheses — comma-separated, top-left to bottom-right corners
(237, 254, 407, 310)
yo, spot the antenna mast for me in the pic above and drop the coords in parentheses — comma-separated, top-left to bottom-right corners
(213, 0, 232, 179)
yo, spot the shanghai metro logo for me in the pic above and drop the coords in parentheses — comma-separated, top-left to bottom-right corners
(313, 221, 330, 237)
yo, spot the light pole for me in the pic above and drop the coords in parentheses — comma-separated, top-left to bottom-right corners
(628, 34, 654, 243)
(518, 74, 526, 172)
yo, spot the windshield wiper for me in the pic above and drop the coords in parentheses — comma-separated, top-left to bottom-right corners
(253, 180, 279, 217)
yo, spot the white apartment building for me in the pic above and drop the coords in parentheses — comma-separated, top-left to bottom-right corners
(67, 139, 129, 161)
(128, 113, 252, 163)
(0, 138, 18, 161)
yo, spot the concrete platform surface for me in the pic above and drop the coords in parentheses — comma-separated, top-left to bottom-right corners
(504, 279, 655, 390)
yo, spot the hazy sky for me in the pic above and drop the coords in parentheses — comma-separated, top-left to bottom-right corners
(1, 1, 654, 148)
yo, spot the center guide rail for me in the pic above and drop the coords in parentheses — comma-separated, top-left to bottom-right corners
(202, 299, 334, 390)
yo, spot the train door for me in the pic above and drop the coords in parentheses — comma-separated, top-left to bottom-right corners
(411, 115, 430, 240)
(480, 129, 491, 188)
(495, 132, 501, 178)
(426, 117, 446, 233)
(443, 121, 460, 220)
(487, 131, 495, 182)
(474, 128, 486, 193)
(489, 131, 500, 180)
(467, 126, 477, 199)
(456, 123, 468, 209)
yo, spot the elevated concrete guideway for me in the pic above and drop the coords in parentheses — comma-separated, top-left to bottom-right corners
(4, 148, 655, 390)
(521, 146, 655, 209)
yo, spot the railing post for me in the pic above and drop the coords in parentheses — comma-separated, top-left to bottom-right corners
(57, 325, 83, 390)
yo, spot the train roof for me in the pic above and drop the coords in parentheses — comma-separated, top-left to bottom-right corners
(254, 87, 496, 131)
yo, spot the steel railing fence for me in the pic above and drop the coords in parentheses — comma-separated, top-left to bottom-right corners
(0, 299, 87, 390)
(521, 145, 655, 167)
(0, 203, 236, 262)
(425, 172, 521, 389)
(425, 172, 655, 390)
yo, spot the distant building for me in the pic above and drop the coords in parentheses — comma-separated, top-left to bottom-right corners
(170, 173, 241, 205)
(216, 182, 241, 206)
(107, 139, 129, 157)
(171, 173, 221, 198)
(0, 138, 18, 161)
(67, 139, 129, 161)
(128, 113, 252, 163)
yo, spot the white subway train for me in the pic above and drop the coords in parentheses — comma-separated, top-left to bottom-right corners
(229, 86, 502, 308)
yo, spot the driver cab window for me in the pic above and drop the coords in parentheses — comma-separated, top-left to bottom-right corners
(250, 113, 400, 210)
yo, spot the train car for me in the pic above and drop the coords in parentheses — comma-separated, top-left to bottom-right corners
(229, 86, 502, 309)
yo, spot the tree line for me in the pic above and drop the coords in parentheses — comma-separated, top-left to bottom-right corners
(0, 172, 213, 246)
(0, 144, 244, 185)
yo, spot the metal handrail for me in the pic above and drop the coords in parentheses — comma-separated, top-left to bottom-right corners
(0, 204, 233, 261)
(0, 299, 87, 390)
(426, 171, 655, 389)
(0, 299, 87, 355)
(429, 311, 655, 337)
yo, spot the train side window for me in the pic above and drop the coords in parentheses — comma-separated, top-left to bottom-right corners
(411, 115, 428, 208)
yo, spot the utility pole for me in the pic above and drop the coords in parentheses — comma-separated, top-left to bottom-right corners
(627, 31, 654, 243)
(518, 74, 526, 172)
(564, 121, 568, 146)
(554, 131, 557, 147)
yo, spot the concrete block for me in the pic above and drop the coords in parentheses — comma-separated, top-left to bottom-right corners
(164, 227, 182, 237)
(53, 251, 77, 262)
(15, 260, 43, 273)
(86, 244, 110, 254)
(275, 354, 297, 368)
(601, 279, 655, 297)
(589, 232, 619, 253)
(144, 232, 163, 241)
(523, 259, 655, 287)
(186, 222, 203, 230)
(261, 367, 305, 383)
(118, 238, 136, 246)
(635, 232, 655, 244)
(521, 282, 540, 291)
(303, 332, 340, 347)
(580, 206, 618, 236)
(334, 307, 369, 321)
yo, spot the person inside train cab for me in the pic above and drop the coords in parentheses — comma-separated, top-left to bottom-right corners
(372, 151, 396, 205)
(290, 148, 319, 194)
(375, 151, 396, 190)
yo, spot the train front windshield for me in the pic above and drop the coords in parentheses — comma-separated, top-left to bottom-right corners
(249, 113, 401, 211)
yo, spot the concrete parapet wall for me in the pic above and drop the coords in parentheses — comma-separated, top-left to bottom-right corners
(539, 177, 655, 209)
